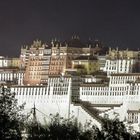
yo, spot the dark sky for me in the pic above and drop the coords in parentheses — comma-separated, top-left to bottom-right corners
(0, 0, 140, 57)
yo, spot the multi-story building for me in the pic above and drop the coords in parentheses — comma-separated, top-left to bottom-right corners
(23, 40, 51, 85)
(9, 72, 140, 130)
(2, 71, 139, 131)
(10, 74, 102, 129)
(49, 37, 106, 75)
(103, 48, 140, 75)
(20, 46, 30, 68)
(0, 68, 24, 85)
(80, 73, 140, 131)
(107, 48, 139, 59)
(0, 56, 21, 68)
(11, 58, 20, 68)
(72, 56, 99, 75)
(80, 73, 140, 104)
(3, 39, 140, 131)
(104, 59, 136, 75)
(48, 41, 68, 75)
(48, 38, 84, 75)
(0, 56, 12, 67)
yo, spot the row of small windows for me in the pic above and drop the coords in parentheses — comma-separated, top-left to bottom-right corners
(29, 67, 42, 71)
(53, 91, 68, 95)
(110, 80, 127, 84)
(49, 78, 70, 82)
(53, 87, 68, 91)
(128, 91, 140, 95)
(82, 92, 108, 96)
(81, 87, 108, 91)
(110, 87, 127, 91)
(81, 86, 139, 95)
(106, 60, 132, 65)
(30, 62, 43, 65)
(51, 62, 64, 65)
(127, 113, 138, 123)
(107, 67, 130, 71)
(0, 73, 23, 81)
(30, 57, 43, 61)
(13, 87, 47, 95)
(111, 76, 139, 80)
(129, 86, 140, 90)
(0, 73, 22, 77)
(29, 76, 41, 79)
(81, 91, 124, 96)
(50, 66, 63, 70)
(51, 56, 64, 59)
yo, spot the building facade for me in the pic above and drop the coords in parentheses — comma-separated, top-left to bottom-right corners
(0, 68, 24, 85)
(23, 40, 51, 85)
(80, 73, 140, 131)
(10, 75, 102, 129)
(0, 56, 12, 67)
(11, 58, 20, 68)
(72, 56, 99, 75)
(103, 48, 140, 75)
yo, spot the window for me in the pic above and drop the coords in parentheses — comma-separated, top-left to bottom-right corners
(128, 112, 138, 123)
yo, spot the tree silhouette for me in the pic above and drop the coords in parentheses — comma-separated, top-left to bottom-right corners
(101, 118, 134, 140)
(27, 115, 140, 140)
(0, 85, 25, 140)
(27, 113, 101, 140)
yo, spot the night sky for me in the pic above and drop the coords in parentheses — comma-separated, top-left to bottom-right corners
(0, 0, 140, 57)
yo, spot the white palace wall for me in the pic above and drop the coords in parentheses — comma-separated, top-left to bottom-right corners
(80, 74, 140, 105)
(7, 73, 140, 131)
(10, 76, 102, 128)
(79, 73, 140, 131)
(11, 85, 71, 122)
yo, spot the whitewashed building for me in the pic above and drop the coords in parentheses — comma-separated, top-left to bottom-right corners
(1, 72, 140, 131)
(0, 56, 11, 67)
(80, 73, 140, 131)
(80, 73, 140, 104)
(0, 68, 24, 85)
(103, 48, 140, 75)
(9, 75, 102, 129)
(103, 59, 136, 75)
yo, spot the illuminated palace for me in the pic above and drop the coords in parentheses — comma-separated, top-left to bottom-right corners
(0, 38, 140, 131)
